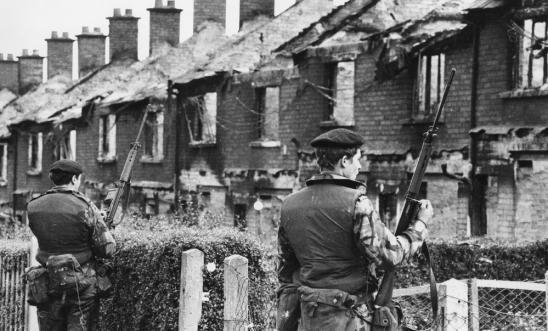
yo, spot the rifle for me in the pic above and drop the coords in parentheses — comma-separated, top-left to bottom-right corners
(374, 68, 456, 323)
(104, 105, 150, 228)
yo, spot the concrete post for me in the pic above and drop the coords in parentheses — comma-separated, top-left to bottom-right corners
(179, 249, 204, 331)
(469, 278, 479, 331)
(440, 278, 468, 331)
(223, 255, 248, 331)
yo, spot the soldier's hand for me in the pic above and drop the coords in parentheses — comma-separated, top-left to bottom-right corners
(416, 199, 433, 225)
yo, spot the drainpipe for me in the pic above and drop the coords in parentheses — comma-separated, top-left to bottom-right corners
(169, 80, 181, 212)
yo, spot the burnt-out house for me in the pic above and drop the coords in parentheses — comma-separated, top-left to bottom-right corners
(0, 88, 17, 211)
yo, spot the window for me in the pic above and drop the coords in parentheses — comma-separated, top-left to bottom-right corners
(378, 193, 398, 231)
(28, 132, 43, 173)
(98, 114, 116, 161)
(190, 93, 217, 144)
(0, 143, 7, 183)
(54, 130, 76, 161)
(417, 53, 445, 115)
(518, 18, 548, 88)
(233, 203, 247, 229)
(255, 86, 280, 141)
(323, 61, 355, 125)
(143, 111, 164, 160)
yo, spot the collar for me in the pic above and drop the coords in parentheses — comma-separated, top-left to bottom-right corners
(306, 172, 366, 190)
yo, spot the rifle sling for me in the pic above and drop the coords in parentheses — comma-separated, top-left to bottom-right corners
(421, 242, 438, 322)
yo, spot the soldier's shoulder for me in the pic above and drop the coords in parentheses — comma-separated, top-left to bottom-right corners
(68, 190, 93, 207)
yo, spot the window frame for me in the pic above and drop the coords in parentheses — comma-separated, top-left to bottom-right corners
(416, 52, 446, 117)
(142, 110, 165, 161)
(0, 143, 7, 183)
(98, 114, 117, 162)
(189, 92, 217, 145)
(54, 129, 77, 161)
(27, 132, 43, 174)
(517, 18, 548, 88)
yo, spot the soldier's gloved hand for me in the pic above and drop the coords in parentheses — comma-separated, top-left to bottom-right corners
(416, 199, 433, 226)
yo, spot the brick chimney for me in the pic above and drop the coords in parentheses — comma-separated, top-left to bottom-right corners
(45, 31, 74, 79)
(147, 0, 182, 55)
(76, 27, 106, 78)
(18, 49, 44, 95)
(107, 8, 140, 60)
(193, 0, 274, 35)
(0, 53, 19, 93)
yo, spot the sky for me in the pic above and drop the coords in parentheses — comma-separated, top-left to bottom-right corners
(0, 0, 299, 79)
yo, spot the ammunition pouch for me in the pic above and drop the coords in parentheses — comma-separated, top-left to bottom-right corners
(95, 261, 113, 298)
(46, 254, 95, 297)
(371, 301, 402, 331)
(24, 266, 50, 306)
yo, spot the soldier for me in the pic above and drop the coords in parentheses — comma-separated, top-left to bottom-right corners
(277, 128, 433, 330)
(27, 159, 115, 331)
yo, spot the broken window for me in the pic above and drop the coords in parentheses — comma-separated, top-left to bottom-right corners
(190, 93, 217, 143)
(54, 130, 76, 161)
(98, 114, 116, 160)
(324, 61, 355, 125)
(0, 143, 7, 182)
(28, 132, 43, 172)
(255, 86, 280, 140)
(233, 203, 247, 229)
(378, 193, 398, 231)
(143, 111, 164, 160)
(417, 53, 445, 115)
(518, 18, 548, 88)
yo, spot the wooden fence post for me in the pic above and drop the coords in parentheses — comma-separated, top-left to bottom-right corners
(223, 255, 248, 331)
(469, 278, 479, 331)
(440, 278, 468, 331)
(179, 249, 204, 331)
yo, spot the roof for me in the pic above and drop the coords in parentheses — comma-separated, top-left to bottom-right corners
(173, 0, 336, 86)
(466, 0, 505, 10)
(0, 89, 18, 138)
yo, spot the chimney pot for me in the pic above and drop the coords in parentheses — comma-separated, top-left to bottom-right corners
(51, 31, 58, 38)
(7, 54, 14, 60)
(167, 0, 175, 8)
(32, 49, 39, 56)
(93, 27, 101, 33)
(62, 32, 69, 38)
(125, 9, 133, 16)
(22, 49, 29, 56)
(113, 8, 122, 16)
(155, 0, 163, 8)
(0, 53, 3, 61)
(82, 26, 89, 33)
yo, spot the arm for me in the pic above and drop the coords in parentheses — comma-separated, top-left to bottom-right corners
(86, 202, 116, 258)
(354, 196, 429, 268)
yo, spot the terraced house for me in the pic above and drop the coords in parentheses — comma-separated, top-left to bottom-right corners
(0, 0, 546, 241)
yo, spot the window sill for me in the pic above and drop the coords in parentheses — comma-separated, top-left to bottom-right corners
(140, 155, 164, 164)
(319, 120, 355, 128)
(26, 169, 42, 176)
(189, 141, 216, 148)
(0, 179, 7, 187)
(249, 140, 281, 148)
(97, 155, 117, 164)
(499, 88, 548, 99)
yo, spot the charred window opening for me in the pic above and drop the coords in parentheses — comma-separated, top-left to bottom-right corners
(234, 203, 247, 229)
(0, 143, 7, 182)
(98, 114, 116, 159)
(190, 93, 217, 143)
(324, 62, 337, 120)
(255, 86, 280, 140)
(54, 130, 76, 161)
(518, 160, 533, 169)
(379, 193, 398, 230)
(323, 61, 355, 124)
(517, 18, 548, 88)
(143, 111, 164, 160)
(417, 53, 445, 115)
(28, 132, 43, 171)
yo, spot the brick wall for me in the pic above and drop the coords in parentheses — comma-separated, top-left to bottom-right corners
(148, 6, 182, 54)
(18, 53, 43, 95)
(77, 28, 106, 78)
(108, 10, 139, 61)
(240, 0, 274, 23)
(194, 0, 226, 31)
(0, 137, 15, 203)
(0, 56, 19, 93)
(46, 33, 73, 79)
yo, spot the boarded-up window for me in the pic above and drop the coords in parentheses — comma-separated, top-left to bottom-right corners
(255, 86, 280, 140)
(28, 132, 43, 171)
(55, 130, 76, 161)
(324, 61, 355, 125)
(191, 93, 217, 143)
(98, 114, 116, 158)
(418, 53, 445, 115)
(519, 19, 548, 88)
(143, 111, 164, 159)
(0, 143, 7, 181)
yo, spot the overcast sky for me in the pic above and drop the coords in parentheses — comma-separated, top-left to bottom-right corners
(0, 0, 298, 79)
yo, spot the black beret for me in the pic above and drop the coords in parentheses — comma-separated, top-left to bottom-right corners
(49, 159, 84, 175)
(310, 128, 365, 148)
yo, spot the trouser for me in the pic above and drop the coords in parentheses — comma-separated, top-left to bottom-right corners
(277, 285, 301, 331)
(297, 286, 371, 331)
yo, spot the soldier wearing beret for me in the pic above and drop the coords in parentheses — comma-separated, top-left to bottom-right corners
(27, 159, 115, 330)
(277, 129, 433, 330)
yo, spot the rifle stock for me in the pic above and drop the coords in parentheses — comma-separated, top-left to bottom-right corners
(374, 69, 456, 320)
(104, 106, 150, 228)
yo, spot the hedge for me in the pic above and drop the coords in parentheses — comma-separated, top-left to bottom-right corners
(98, 224, 276, 330)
